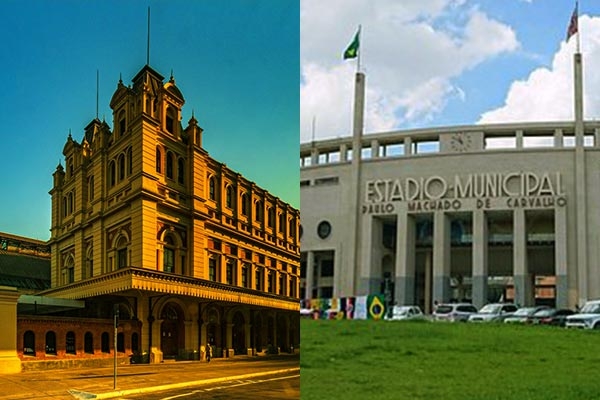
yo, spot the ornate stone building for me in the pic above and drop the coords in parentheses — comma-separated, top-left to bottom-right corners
(43, 64, 300, 362)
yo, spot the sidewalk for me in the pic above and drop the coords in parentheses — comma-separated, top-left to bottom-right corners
(0, 355, 299, 399)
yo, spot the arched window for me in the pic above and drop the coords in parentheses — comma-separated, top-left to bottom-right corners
(226, 258, 236, 285)
(118, 153, 125, 181)
(117, 332, 125, 353)
(62, 197, 67, 218)
(88, 175, 95, 201)
(118, 109, 126, 137)
(23, 331, 35, 356)
(268, 207, 275, 228)
(208, 257, 218, 281)
(177, 158, 184, 184)
(255, 200, 263, 222)
(101, 332, 110, 353)
(164, 235, 175, 273)
(116, 236, 128, 269)
(127, 147, 133, 175)
(209, 176, 216, 200)
(278, 213, 285, 233)
(226, 185, 234, 209)
(131, 332, 139, 353)
(68, 192, 73, 214)
(66, 331, 76, 354)
(166, 106, 175, 134)
(241, 193, 249, 216)
(109, 161, 116, 187)
(166, 151, 174, 179)
(45, 331, 56, 355)
(64, 256, 75, 284)
(289, 218, 296, 238)
(156, 147, 162, 173)
(84, 332, 93, 354)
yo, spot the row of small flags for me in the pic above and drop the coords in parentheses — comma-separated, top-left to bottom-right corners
(300, 295, 386, 320)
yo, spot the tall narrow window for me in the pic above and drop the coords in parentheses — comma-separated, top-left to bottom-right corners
(88, 176, 95, 200)
(127, 147, 133, 175)
(109, 161, 116, 187)
(45, 331, 57, 355)
(118, 154, 125, 181)
(166, 151, 174, 179)
(209, 177, 216, 200)
(226, 185, 233, 208)
(177, 158, 184, 184)
(118, 110, 126, 136)
(255, 200, 263, 222)
(255, 269, 263, 291)
(268, 207, 275, 228)
(116, 236, 128, 269)
(117, 332, 125, 353)
(226, 259, 235, 285)
(156, 147, 162, 173)
(166, 107, 175, 134)
(84, 332, 93, 354)
(66, 331, 76, 354)
(242, 264, 249, 288)
(278, 213, 285, 233)
(241, 193, 249, 216)
(209, 257, 217, 281)
(164, 236, 175, 273)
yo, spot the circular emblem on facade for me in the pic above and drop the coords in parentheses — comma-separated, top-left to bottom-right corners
(317, 221, 332, 239)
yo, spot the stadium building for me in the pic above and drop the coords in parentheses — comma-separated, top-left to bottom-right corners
(300, 56, 595, 313)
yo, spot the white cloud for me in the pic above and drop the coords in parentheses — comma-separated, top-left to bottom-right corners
(479, 15, 600, 124)
(300, 0, 519, 142)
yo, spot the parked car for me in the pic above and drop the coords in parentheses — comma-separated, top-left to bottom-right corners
(385, 305, 425, 321)
(503, 306, 549, 324)
(566, 300, 600, 329)
(433, 303, 478, 322)
(468, 303, 518, 322)
(530, 308, 574, 327)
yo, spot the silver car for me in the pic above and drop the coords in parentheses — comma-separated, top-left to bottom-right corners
(433, 303, 478, 322)
(468, 303, 518, 322)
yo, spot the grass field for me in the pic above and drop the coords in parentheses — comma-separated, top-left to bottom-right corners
(300, 319, 600, 400)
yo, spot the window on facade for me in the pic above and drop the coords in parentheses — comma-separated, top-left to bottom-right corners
(164, 235, 175, 273)
(117, 248, 127, 269)
(109, 161, 116, 187)
(23, 331, 35, 356)
(67, 157, 73, 178)
(290, 277, 297, 298)
(156, 147, 162, 173)
(119, 110, 126, 137)
(128, 147, 133, 175)
(226, 185, 233, 208)
(84, 332, 93, 354)
(166, 107, 175, 134)
(226, 259, 235, 285)
(166, 151, 174, 179)
(131, 332, 139, 352)
(64, 256, 75, 284)
(45, 331, 57, 355)
(255, 200, 263, 222)
(321, 260, 334, 277)
(66, 331, 76, 354)
(209, 177, 216, 200)
(88, 176, 95, 201)
(289, 218, 296, 238)
(68, 192, 73, 214)
(241, 193, 249, 216)
(62, 197, 67, 218)
(255, 269, 263, 291)
(209, 257, 217, 281)
(279, 274, 286, 296)
(119, 154, 125, 181)
(278, 213, 284, 233)
(177, 158, 184, 184)
(268, 207, 275, 229)
(117, 332, 125, 353)
(241, 264, 249, 288)
(267, 271, 274, 293)
(101, 332, 110, 353)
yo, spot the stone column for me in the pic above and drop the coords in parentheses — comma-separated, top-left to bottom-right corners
(432, 211, 451, 305)
(0, 287, 21, 374)
(305, 251, 315, 299)
(472, 210, 489, 309)
(555, 206, 568, 309)
(226, 323, 234, 357)
(151, 319, 163, 363)
(395, 210, 415, 305)
(513, 208, 533, 306)
(245, 323, 253, 356)
(360, 216, 382, 295)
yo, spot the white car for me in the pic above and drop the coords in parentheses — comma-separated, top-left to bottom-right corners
(468, 303, 518, 322)
(566, 300, 600, 329)
(433, 303, 478, 322)
(385, 305, 425, 321)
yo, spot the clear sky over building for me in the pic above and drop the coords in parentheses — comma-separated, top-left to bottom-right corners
(0, 0, 299, 241)
(301, 0, 600, 142)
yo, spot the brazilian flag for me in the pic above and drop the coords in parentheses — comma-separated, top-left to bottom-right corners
(343, 28, 360, 59)
(367, 294, 386, 320)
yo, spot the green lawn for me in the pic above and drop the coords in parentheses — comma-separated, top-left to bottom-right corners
(301, 319, 600, 400)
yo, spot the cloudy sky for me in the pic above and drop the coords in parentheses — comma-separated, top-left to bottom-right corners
(301, 0, 600, 142)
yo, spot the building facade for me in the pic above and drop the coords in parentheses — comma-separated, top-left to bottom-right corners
(301, 77, 600, 312)
(41, 64, 300, 363)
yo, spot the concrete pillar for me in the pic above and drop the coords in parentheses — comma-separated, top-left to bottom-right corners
(404, 137, 412, 155)
(555, 206, 568, 309)
(513, 208, 533, 306)
(305, 251, 314, 299)
(424, 251, 432, 314)
(0, 287, 21, 374)
(432, 211, 451, 305)
(472, 210, 489, 309)
(340, 143, 348, 162)
(360, 216, 383, 295)
(395, 211, 415, 305)
(554, 128, 564, 148)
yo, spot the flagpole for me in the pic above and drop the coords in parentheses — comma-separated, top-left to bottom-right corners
(357, 25, 362, 73)
(576, 1, 580, 54)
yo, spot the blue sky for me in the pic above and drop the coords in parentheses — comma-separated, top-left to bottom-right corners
(0, 0, 299, 241)
(301, 0, 600, 142)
